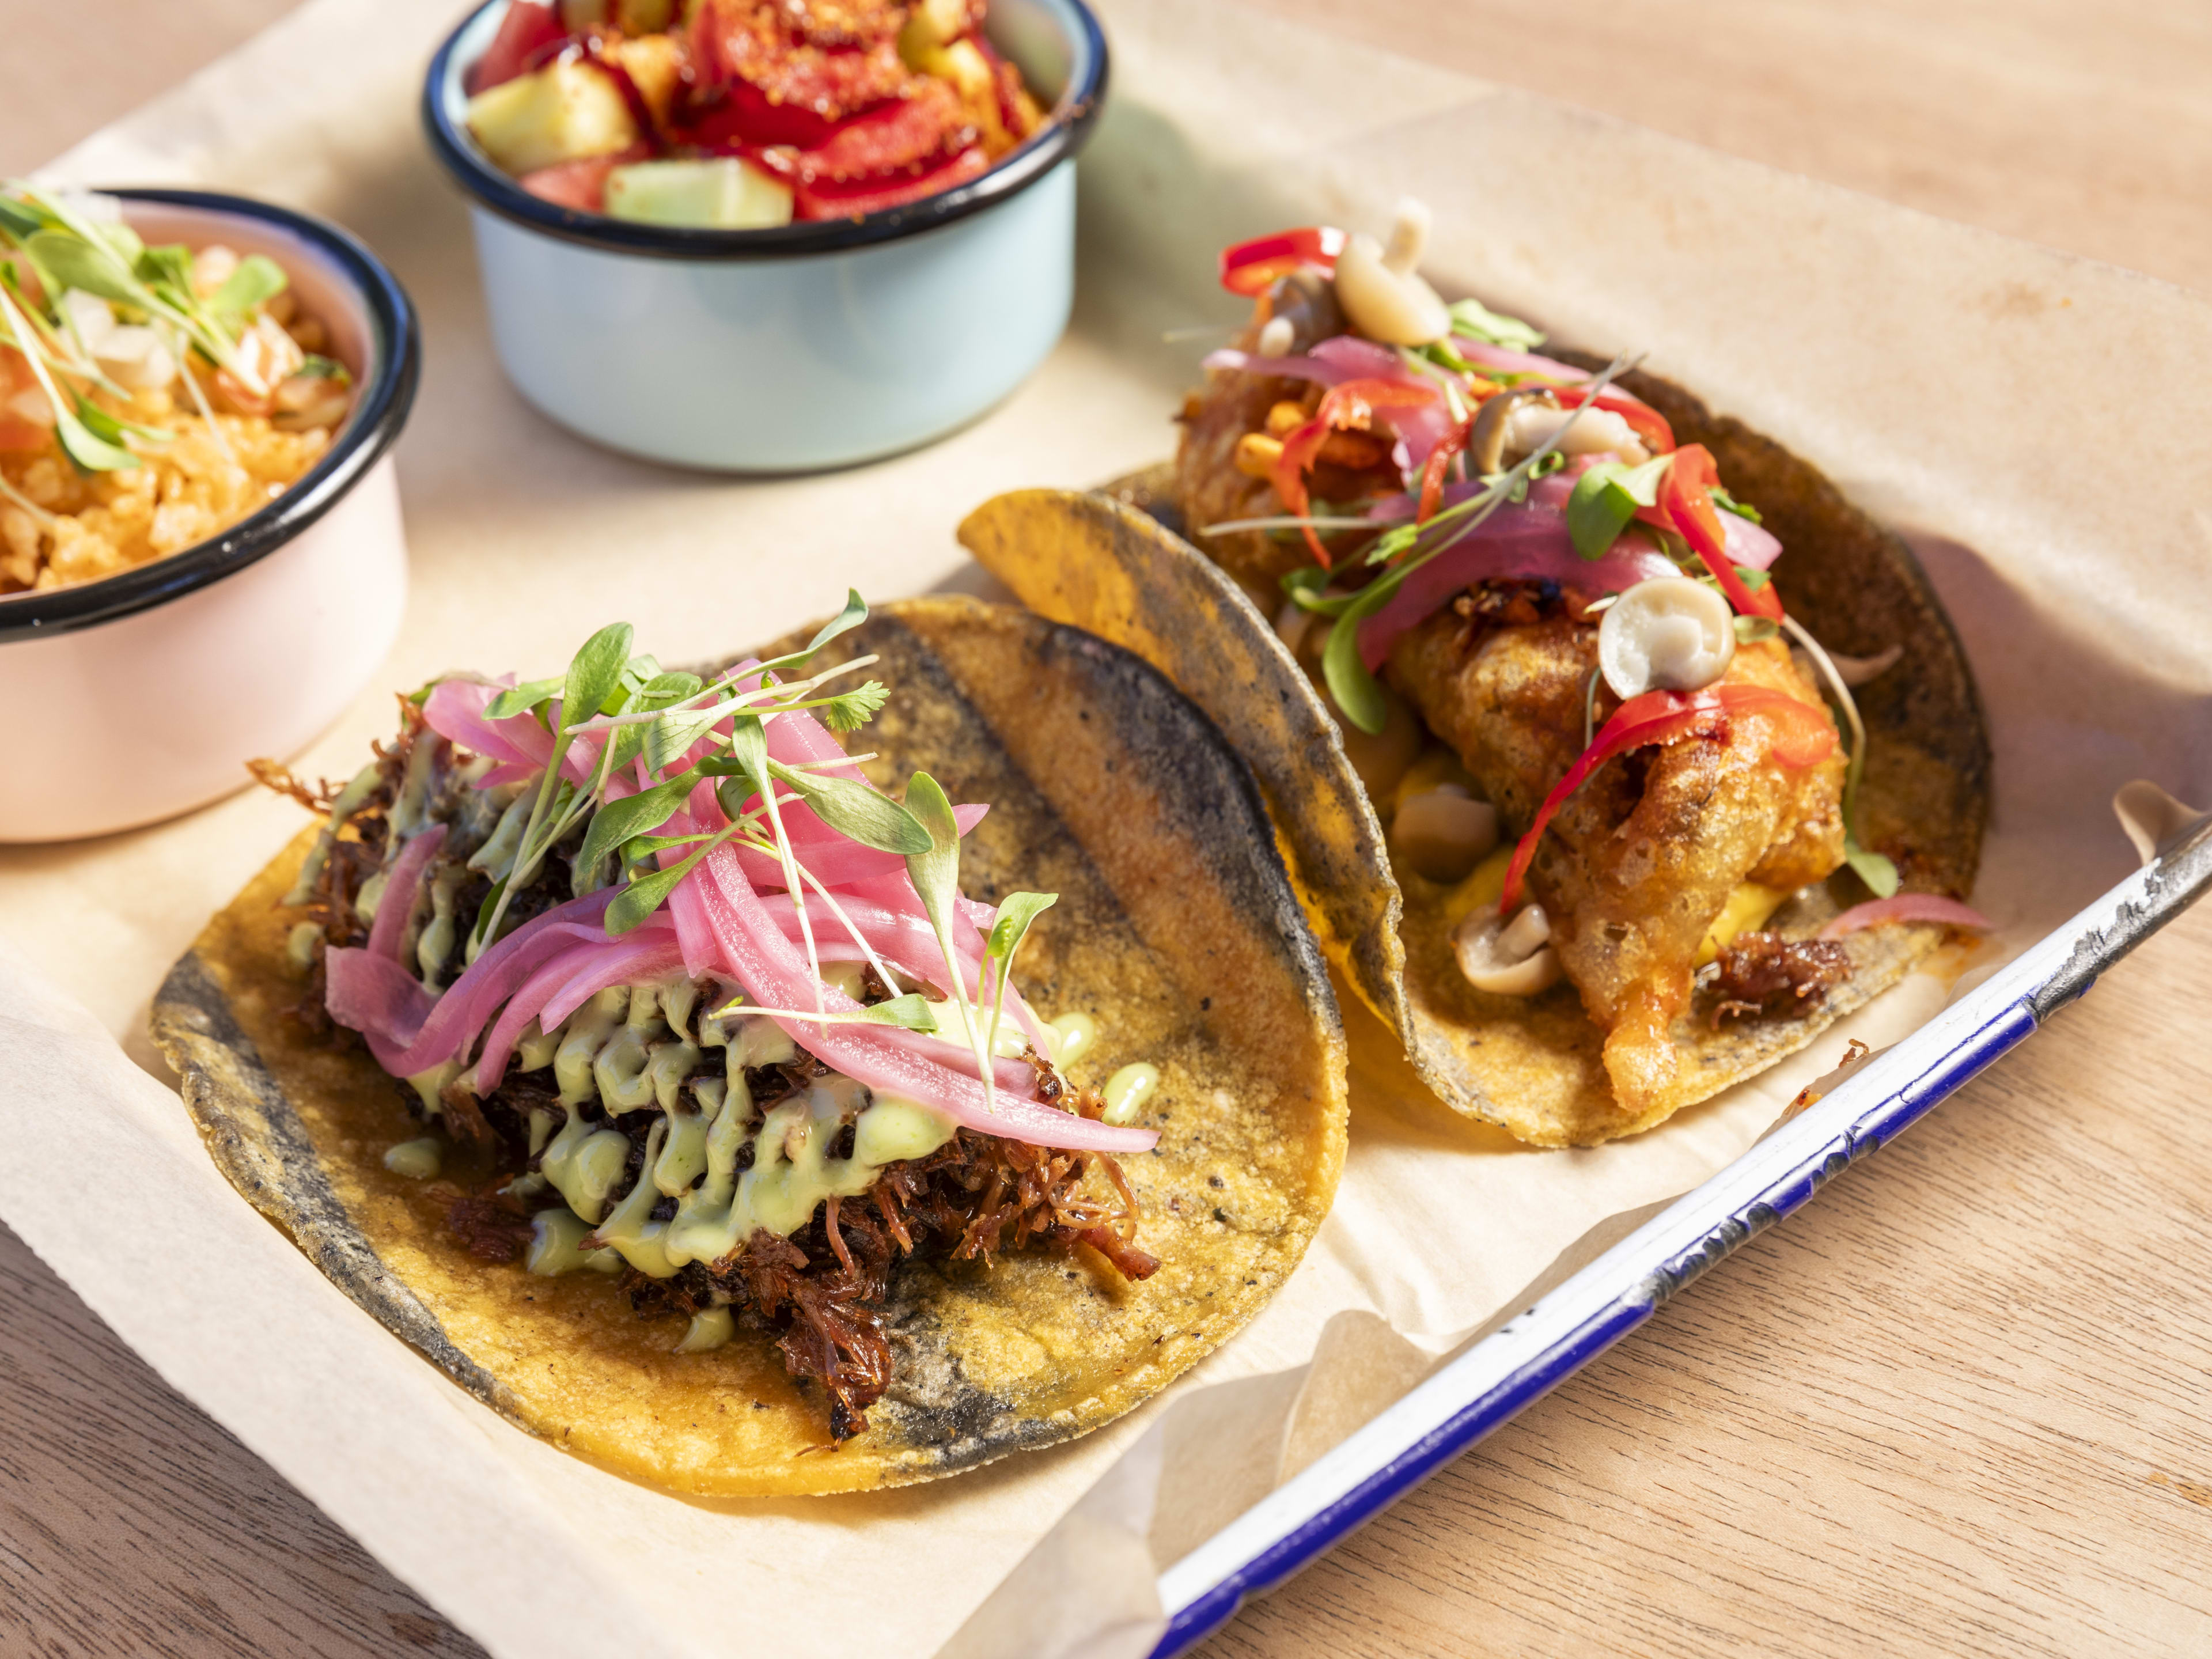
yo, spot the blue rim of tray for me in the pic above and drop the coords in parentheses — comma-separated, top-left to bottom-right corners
(1146, 806, 2212, 1656)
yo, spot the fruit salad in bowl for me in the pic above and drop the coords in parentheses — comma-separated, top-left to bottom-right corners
(463, 0, 1047, 228)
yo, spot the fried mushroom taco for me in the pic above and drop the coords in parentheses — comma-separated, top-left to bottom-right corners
(153, 595, 1345, 1495)
(960, 200, 1991, 1146)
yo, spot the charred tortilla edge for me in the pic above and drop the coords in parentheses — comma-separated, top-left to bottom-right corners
(958, 388, 1990, 1145)
(151, 597, 1347, 1496)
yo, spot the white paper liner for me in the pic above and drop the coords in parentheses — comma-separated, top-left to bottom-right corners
(5, 2, 2210, 1656)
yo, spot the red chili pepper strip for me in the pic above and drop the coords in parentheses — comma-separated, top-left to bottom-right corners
(1219, 226, 1347, 296)
(1655, 444, 1783, 620)
(1416, 419, 1469, 523)
(1270, 378, 1442, 565)
(1548, 385, 1676, 455)
(1499, 684, 1839, 914)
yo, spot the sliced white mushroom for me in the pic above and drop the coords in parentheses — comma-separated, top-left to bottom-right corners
(1333, 197, 1450, 347)
(1392, 785, 1499, 884)
(94, 325, 178, 391)
(1504, 400, 1649, 465)
(1452, 902, 1562, 996)
(1597, 576, 1737, 699)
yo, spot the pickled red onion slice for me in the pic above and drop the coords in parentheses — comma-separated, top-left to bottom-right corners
(1819, 895, 1992, 940)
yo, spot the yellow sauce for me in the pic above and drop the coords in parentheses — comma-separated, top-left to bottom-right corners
(1390, 744, 1478, 819)
(1047, 1010, 1099, 1069)
(675, 1308, 734, 1353)
(526, 1207, 625, 1276)
(281, 760, 381, 907)
(381, 1137, 442, 1179)
(1697, 882, 1788, 967)
(285, 920, 323, 969)
(490, 972, 961, 1279)
(1443, 845, 1516, 928)
(1101, 1062, 1161, 1126)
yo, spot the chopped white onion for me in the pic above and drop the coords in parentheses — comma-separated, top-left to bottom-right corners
(60, 290, 116, 351)
(95, 325, 177, 391)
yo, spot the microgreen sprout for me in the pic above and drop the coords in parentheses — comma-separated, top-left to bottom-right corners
(903, 772, 998, 1107)
(726, 711, 828, 1028)
(455, 593, 944, 1077)
(1298, 351, 1642, 733)
(1780, 615, 1900, 898)
(0, 279, 137, 472)
(982, 893, 1056, 1080)
(706, 990, 940, 1033)
(1444, 296, 1547, 352)
(2, 179, 274, 395)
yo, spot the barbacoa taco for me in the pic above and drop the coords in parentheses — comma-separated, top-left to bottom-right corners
(960, 200, 1991, 1147)
(153, 596, 1346, 1495)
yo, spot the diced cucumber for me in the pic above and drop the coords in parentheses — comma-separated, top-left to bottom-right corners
(603, 158, 794, 230)
(466, 59, 641, 178)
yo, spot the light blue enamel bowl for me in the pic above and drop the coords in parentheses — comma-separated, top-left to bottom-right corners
(423, 0, 1105, 472)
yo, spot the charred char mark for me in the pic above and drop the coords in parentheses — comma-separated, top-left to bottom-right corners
(264, 681, 1158, 1447)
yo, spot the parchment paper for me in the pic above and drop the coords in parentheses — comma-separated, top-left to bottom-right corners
(5, 2, 2210, 1656)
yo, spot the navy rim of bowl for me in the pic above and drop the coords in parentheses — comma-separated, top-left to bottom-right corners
(0, 188, 420, 647)
(422, 0, 1108, 261)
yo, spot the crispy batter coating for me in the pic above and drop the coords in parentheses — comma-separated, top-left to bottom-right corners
(1388, 615, 1847, 1112)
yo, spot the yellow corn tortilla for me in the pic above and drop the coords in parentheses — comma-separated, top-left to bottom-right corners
(152, 597, 1347, 1496)
(958, 364, 1988, 1145)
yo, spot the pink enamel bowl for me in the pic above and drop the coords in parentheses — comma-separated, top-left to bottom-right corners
(0, 189, 419, 843)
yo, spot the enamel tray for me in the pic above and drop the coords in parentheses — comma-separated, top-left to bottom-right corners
(1146, 809, 2212, 1654)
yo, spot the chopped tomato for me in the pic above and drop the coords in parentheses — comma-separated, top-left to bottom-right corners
(794, 144, 989, 219)
(1219, 226, 1346, 297)
(465, 0, 567, 95)
(518, 146, 649, 212)
(1416, 420, 1471, 522)
(677, 75, 839, 151)
(685, 0, 911, 128)
(1499, 684, 1838, 912)
(798, 80, 970, 181)
(1270, 377, 1442, 564)
(0, 347, 52, 452)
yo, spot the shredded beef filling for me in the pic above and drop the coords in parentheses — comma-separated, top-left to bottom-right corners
(1709, 931, 1853, 1025)
(259, 717, 1157, 1441)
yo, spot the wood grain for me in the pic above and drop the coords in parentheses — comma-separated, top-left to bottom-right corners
(5, 3, 2212, 1657)
(1200, 899, 2212, 1659)
(0, 1219, 482, 1658)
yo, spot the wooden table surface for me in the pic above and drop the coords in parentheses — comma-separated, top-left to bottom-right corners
(6, 4, 2211, 1656)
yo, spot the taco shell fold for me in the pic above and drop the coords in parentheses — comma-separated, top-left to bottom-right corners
(153, 597, 1348, 1496)
(958, 363, 1989, 1146)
